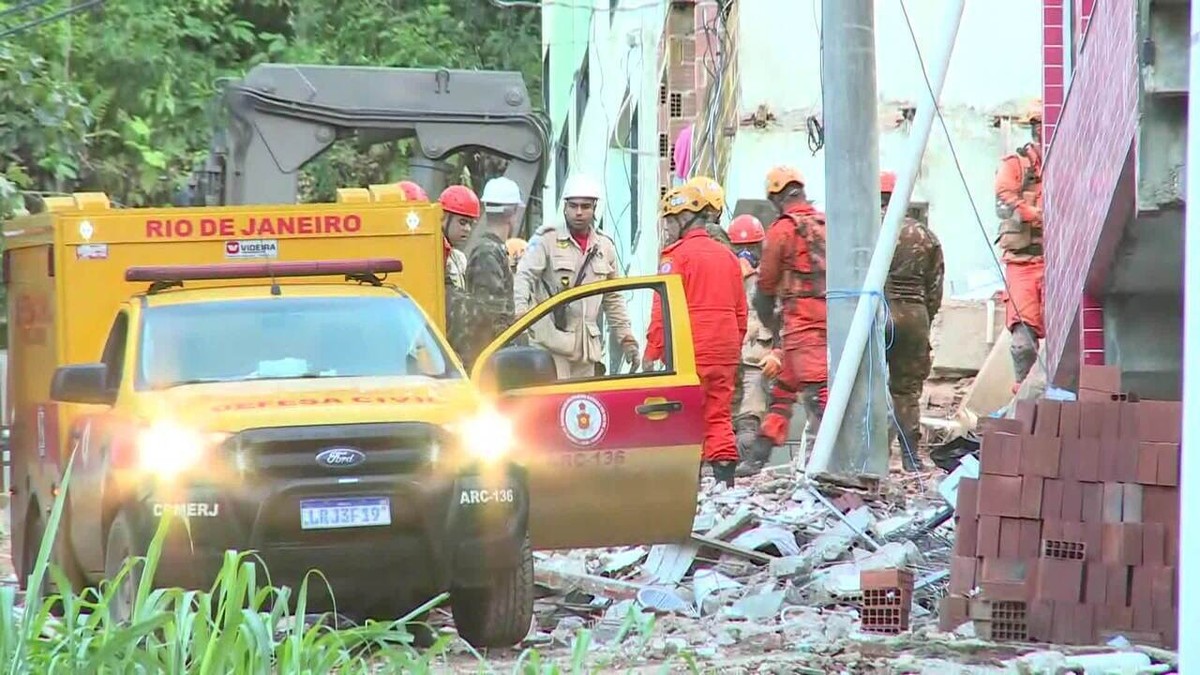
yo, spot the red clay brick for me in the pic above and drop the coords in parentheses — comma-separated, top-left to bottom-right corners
(979, 417, 1024, 435)
(1079, 403, 1106, 439)
(1136, 401, 1182, 443)
(1150, 566, 1176, 609)
(1014, 399, 1038, 434)
(999, 518, 1022, 558)
(954, 514, 979, 557)
(1075, 440, 1101, 482)
(1021, 436, 1061, 478)
(1142, 522, 1166, 566)
(938, 596, 969, 632)
(1083, 522, 1104, 559)
(1052, 601, 1095, 644)
(1079, 364, 1121, 398)
(1115, 436, 1140, 483)
(1133, 603, 1154, 632)
(1121, 484, 1143, 523)
(1130, 565, 1154, 610)
(1028, 599, 1055, 641)
(1062, 521, 1085, 545)
(1142, 486, 1180, 525)
(1155, 443, 1180, 486)
(956, 478, 979, 517)
(1084, 563, 1107, 604)
(978, 475, 1024, 518)
(1118, 402, 1140, 437)
(1020, 477, 1044, 519)
(1098, 438, 1121, 482)
(1042, 519, 1064, 541)
(1153, 605, 1178, 649)
(1019, 519, 1042, 559)
(1099, 403, 1122, 440)
(1100, 482, 1124, 523)
(1102, 524, 1142, 566)
(1060, 481, 1084, 522)
(1080, 482, 1103, 522)
(1035, 559, 1084, 603)
(980, 558, 1034, 601)
(1136, 442, 1159, 485)
(949, 556, 976, 595)
(1041, 479, 1064, 520)
(980, 432, 1022, 477)
(1034, 401, 1061, 437)
(1058, 437, 1080, 479)
(977, 515, 1001, 559)
(1058, 402, 1081, 438)
(1099, 604, 1133, 632)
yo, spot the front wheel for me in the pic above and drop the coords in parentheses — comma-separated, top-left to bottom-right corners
(104, 509, 145, 623)
(449, 534, 533, 649)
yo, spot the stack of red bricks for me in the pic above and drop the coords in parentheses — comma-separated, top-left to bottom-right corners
(940, 374, 1181, 648)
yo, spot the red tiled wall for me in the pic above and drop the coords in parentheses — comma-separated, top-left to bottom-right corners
(1043, 1, 1065, 149)
(1077, 0, 1096, 51)
(1043, 0, 1137, 380)
(1081, 294, 1105, 365)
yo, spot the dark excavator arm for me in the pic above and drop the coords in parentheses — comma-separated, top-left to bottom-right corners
(193, 64, 550, 207)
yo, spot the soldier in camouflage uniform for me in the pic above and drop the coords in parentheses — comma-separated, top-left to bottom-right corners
(461, 177, 523, 369)
(880, 172, 945, 472)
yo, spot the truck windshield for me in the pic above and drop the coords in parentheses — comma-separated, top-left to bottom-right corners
(137, 295, 459, 390)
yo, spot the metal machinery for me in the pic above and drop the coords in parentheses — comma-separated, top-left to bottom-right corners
(189, 64, 551, 215)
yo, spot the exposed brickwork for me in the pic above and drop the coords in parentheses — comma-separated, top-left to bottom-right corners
(1042, 0, 1137, 379)
(1042, 1, 1065, 149)
(1081, 293, 1104, 365)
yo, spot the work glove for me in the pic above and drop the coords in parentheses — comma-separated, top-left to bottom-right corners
(758, 349, 783, 379)
(622, 340, 641, 372)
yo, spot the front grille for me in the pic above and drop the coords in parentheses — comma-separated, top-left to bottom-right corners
(232, 422, 448, 480)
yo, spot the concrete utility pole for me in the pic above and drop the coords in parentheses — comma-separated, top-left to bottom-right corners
(819, 0, 889, 479)
(1176, 0, 1200, 668)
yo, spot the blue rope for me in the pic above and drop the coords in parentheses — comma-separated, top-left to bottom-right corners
(823, 289, 922, 474)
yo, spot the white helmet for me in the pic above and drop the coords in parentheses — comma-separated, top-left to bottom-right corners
(561, 173, 603, 202)
(480, 176, 524, 211)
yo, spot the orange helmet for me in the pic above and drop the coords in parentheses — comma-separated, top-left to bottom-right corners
(438, 185, 481, 219)
(684, 176, 726, 212)
(728, 214, 765, 244)
(396, 180, 429, 201)
(880, 171, 897, 194)
(765, 166, 805, 196)
(659, 184, 700, 217)
(506, 237, 527, 262)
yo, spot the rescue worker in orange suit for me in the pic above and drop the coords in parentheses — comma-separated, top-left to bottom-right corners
(993, 108, 1044, 392)
(880, 171, 944, 472)
(437, 184, 482, 359)
(726, 214, 776, 467)
(738, 166, 828, 477)
(644, 181, 747, 487)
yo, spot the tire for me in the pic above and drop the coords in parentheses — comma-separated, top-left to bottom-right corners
(104, 509, 143, 624)
(450, 535, 533, 649)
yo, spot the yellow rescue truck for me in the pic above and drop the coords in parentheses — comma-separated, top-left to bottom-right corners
(5, 187, 707, 646)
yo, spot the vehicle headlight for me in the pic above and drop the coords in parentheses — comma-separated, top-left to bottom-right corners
(137, 421, 224, 478)
(455, 408, 515, 464)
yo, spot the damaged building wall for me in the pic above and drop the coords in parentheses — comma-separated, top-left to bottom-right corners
(722, 0, 1042, 300)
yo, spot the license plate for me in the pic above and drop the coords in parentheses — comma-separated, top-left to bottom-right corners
(299, 497, 391, 530)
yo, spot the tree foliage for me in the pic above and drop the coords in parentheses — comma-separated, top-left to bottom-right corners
(0, 0, 542, 211)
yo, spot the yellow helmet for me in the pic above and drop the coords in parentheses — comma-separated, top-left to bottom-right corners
(685, 176, 726, 212)
(660, 185, 692, 217)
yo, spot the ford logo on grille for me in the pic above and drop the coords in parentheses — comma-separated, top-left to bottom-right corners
(315, 447, 366, 469)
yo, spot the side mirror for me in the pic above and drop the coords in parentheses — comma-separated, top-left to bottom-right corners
(50, 364, 115, 406)
(480, 346, 558, 392)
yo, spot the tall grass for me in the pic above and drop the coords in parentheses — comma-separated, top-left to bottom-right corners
(2, 459, 702, 673)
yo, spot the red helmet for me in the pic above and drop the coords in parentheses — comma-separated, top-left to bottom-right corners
(396, 180, 429, 201)
(880, 171, 897, 194)
(438, 185, 481, 219)
(728, 214, 765, 244)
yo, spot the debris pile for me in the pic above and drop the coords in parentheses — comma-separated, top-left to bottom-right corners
(523, 466, 955, 663)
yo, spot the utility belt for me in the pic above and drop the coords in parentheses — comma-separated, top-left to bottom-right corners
(781, 269, 825, 300)
(995, 217, 1044, 257)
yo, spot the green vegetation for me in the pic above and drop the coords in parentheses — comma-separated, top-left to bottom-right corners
(0, 0, 543, 213)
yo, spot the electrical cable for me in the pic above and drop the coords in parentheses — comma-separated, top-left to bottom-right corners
(896, 0, 1066, 396)
(0, 0, 102, 40)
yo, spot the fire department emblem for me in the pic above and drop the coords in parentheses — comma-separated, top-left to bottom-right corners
(558, 394, 608, 447)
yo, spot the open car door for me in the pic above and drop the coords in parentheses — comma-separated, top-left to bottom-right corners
(471, 276, 703, 550)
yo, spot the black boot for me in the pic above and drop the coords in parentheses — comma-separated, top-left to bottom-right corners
(711, 461, 737, 487)
(735, 437, 773, 477)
